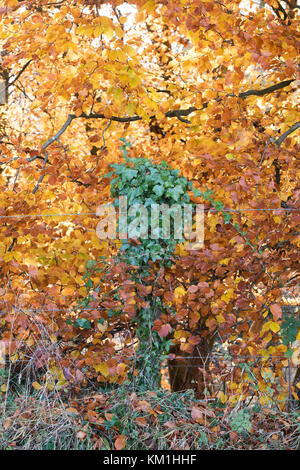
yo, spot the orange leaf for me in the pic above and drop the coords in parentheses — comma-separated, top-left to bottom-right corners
(66, 407, 79, 415)
(115, 434, 127, 450)
(61, 287, 75, 296)
(135, 416, 148, 427)
(270, 304, 282, 320)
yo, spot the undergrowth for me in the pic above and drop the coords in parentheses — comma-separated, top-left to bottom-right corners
(0, 378, 299, 450)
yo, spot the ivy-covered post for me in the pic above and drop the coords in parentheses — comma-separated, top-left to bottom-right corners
(108, 140, 195, 389)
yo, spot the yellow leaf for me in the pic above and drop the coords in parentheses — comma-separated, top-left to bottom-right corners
(219, 258, 230, 266)
(216, 313, 225, 323)
(123, 45, 137, 57)
(71, 350, 80, 359)
(174, 286, 186, 301)
(94, 363, 109, 377)
(217, 391, 227, 403)
(264, 332, 272, 343)
(126, 102, 136, 116)
(62, 287, 75, 296)
(32, 381, 42, 390)
(103, 25, 114, 40)
(225, 153, 235, 160)
(9, 353, 19, 363)
(269, 322, 280, 333)
(208, 214, 219, 232)
(142, 0, 155, 12)
(292, 348, 300, 366)
(56, 379, 67, 390)
(174, 330, 189, 340)
(221, 288, 234, 303)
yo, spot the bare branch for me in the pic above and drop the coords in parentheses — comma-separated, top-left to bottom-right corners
(32, 151, 48, 194)
(27, 114, 74, 163)
(8, 60, 32, 88)
(8, 237, 16, 252)
(42, 114, 74, 150)
(275, 121, 300, 147)
(239, 79, 294, 99)
(77, 80, 294, 123)
(100, 119, 112, 150)
(77, 112, 142, 123)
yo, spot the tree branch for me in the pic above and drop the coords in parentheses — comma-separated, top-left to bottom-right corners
(27, 114, 74, 162)
(32, 151, 48, 194)
(27, 78, 297, 192)
(275, 121, 300, 147)
(238, 79, 294, 99)
(77, 112, 142, 122)
(78, 79, 293, 123)
(42, 114, 74, 149)
(8, 60, 32, 88)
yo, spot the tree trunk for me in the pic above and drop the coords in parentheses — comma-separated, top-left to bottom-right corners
(168, 336, 214, 398)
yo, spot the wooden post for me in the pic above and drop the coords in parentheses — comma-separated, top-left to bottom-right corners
(0, 68, 8, 104)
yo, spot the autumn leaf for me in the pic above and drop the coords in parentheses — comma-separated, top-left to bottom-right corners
(115, 434, 127, 450)
(135, 416, 148, 427)
(270, 304, 282, 320)
(77, 431, 86, 440)
(94, 363, 109, 377)
(61, 287, 75, 297)
(32, 381, 42, 390)
(66, 407, 79, 416)
(191, 406, 203, 422)
(158, 323, 172, 338)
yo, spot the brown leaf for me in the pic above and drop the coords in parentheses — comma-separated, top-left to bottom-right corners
(229, 431, 239, 442)
(191, 406, 203, 422)
(115, 434, 127, 450)
(135, 417, 148, 427)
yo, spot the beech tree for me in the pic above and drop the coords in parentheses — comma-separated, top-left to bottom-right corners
(0, 0, 299, 403)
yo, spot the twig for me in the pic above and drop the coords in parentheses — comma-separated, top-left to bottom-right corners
(32, 151, 48, 194)
(100, 119, 112, 151)
(255, 121, 299, 203)
(27, 115, 74, 163)
(8, 60, 32, 88)
(12, 167, 20, 192)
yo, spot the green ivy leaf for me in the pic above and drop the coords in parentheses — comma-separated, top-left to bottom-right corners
(73, 318, 92, 329)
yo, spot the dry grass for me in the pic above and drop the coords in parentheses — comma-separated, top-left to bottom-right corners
(1, 373, 299, 450)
